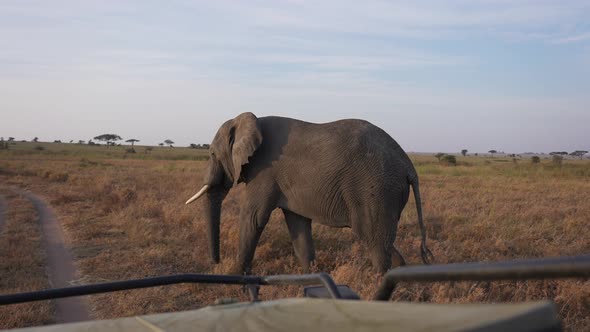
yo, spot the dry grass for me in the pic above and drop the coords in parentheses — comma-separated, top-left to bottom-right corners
(0, 189, 54, 329)
(0, 148, 589, 330)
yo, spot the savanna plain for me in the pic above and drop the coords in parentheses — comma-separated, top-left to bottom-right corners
(0, 142, 589, 330)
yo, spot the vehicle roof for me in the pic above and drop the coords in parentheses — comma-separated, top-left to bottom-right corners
(6, 298, 558, 332)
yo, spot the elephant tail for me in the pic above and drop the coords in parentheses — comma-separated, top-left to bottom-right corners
(409, 175, 434, 265)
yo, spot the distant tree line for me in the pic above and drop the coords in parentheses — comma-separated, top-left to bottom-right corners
(10, 135, 586, 159)
(430, 148, 589, 166)
(189, 143, 210, 149)
(454, 149, 588, 160)
(0, 134, 212, 152)
(548, 150, 588, 160)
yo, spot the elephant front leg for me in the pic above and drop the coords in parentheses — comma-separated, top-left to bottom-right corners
(235, 202, 274, 275)
(282, 209, 315, 272)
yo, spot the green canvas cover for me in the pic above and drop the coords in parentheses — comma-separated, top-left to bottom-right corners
(6, 298, 559, 332)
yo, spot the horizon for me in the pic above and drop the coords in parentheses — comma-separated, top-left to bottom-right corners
(4, 138, 587, 156)
(1, 1, 589, 153)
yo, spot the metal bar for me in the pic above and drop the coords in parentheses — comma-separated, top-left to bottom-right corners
(0, 274, 262, 305)
(262, 272, 342, 299)
(0, 272, 343, 305)
(374, 255, 590, 301)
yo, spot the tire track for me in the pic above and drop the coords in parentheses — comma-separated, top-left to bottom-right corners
(14, 188, 90, 323)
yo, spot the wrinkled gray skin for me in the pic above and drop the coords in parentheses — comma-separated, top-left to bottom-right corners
(196, 112, 433, 274)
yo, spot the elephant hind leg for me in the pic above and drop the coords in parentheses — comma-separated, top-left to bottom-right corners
(361, 219, 399, 273)
(368, 240, 405, 273)
(392, 245, 406, 267)
(282, 209, 315, 272)
(368, 244, 393, 274)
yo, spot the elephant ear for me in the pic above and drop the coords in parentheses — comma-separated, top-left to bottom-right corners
(230, 112, 262, 184)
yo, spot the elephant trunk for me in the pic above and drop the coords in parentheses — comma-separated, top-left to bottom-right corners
(202, 188, 227, 264)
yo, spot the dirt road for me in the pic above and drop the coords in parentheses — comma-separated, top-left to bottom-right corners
(14, 188, 90, 323)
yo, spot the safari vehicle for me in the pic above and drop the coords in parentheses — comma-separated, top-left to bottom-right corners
(1, 255, 589, 332)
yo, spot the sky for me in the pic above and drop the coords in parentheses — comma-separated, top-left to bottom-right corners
(1, 0, 589, 153)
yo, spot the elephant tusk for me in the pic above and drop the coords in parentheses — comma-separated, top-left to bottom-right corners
(185, 185, 209, 205)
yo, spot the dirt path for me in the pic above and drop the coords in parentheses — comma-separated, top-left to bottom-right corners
(0, 195, 5, 233)
(14, 188, 90, 323)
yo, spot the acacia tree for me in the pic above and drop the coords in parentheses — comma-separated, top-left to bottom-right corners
(126, 139, 139, 146)
(570, 150, 588, 160)
(94, 134, 122, 147)
(125, 139, 140, 153)
(461, 149, 468, 157)
(33, 137, 39, 142)
(488, 150, 497, 158)
(435, 152, 445, 161)
(164, 139, 174, 148)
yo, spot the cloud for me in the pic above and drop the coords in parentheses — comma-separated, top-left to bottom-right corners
(203, 0, 590, 42)
(552, 32, 590, 44)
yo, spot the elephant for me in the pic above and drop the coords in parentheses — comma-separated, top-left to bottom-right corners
(186, 112, 433, 274)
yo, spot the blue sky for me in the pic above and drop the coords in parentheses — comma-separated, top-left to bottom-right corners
(1, 0, 589, 153)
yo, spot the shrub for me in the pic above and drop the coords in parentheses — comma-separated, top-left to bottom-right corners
(552, 155, 563, 167)
(531, 156, 541, 164)
(440, 154, 457, 166)
(50, 172, 69, 182)
(34, 145, 45, 151)
(435, 152, 445, 161)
